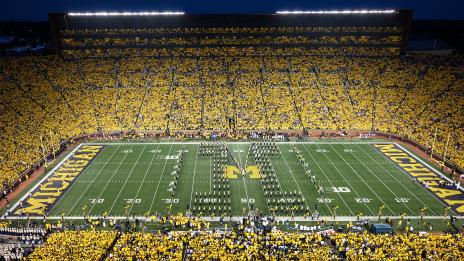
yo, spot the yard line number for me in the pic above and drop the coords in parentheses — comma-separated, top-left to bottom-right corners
(125, 198, 141, 204)
(241, 198, 255, 204)
(326, 187, 351, 193)
(163, 198, 179, 204)
(355, 198, 372, 203)
(317, 198, 334, 203)
(395, 197, 410, 203)
(89, 198, 104, 204)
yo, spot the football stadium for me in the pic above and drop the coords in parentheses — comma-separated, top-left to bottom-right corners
(0, 4, 464, 260)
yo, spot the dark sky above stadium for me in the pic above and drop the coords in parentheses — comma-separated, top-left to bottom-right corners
(1, 0, 463, 21)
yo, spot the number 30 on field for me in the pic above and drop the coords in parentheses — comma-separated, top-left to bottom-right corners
(163, 198, 179, 204)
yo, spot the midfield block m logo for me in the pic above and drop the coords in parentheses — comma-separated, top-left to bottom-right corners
(224, 165, 261, 179)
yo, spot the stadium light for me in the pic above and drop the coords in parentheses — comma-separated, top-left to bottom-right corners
(276, 10, 396, 15)
(67, 11, 185, 16)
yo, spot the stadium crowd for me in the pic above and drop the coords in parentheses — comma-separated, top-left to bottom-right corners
(25, 230, 117, 260)
(60, 26, 403, 58)
(15, 224, 463, 260)
(1, 50, 463, 195)
(332, 232, 464, 260)
(0, 19, 463, 260)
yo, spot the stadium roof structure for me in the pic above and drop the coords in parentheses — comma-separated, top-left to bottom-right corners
(48, 10, 413, 54)
(50, 9, 412, 29)
(275, 10, 398, 15)
(65, 9, 399, 16)
(67, 11, 185, 16)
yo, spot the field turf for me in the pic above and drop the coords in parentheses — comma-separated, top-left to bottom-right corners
(8, 141, 458, 220)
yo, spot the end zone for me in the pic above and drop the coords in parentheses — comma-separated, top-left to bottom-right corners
(6, 145, 104, 217)
(374, 143, 464, 215)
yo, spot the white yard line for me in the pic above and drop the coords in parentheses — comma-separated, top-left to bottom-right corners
(209, 156, 212, 193)
(291, 145, 332, 213)
(260, 150, 288, 212)
(276, 145, 311, 211)
(312, 143, 374, 216)
(86, 145, 135, 215)
(7, 144, 84, 216)
(86, 141, 395, 145)
(246, 146, 271, 214)
(236, 144, 250, 211)
(240, 175, 251, 211)
(148, 144, 174, 214)
(8, 215, 460, 221)
(329, 144, 399, 216)
(360, 144, 439, 215)
(128, 144, 161, 214)
(299, 145, 341, 216)
(64, 145, 121, 215)
(338, 144, 416, 214)
(107, 144, 149, 215)
(188, 145, 200, 209)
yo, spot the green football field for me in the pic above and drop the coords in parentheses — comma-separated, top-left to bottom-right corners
(8, 141, 460, 220)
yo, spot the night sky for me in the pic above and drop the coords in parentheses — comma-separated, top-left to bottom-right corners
(1, 0, 463, 21)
